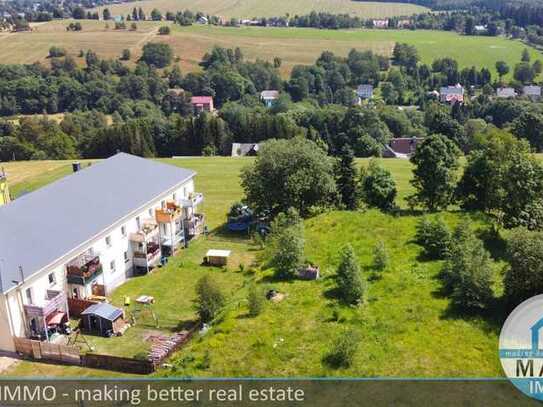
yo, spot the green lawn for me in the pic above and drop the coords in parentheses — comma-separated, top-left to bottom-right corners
(3, 157, 507, 377)
(162, 25, 542, 77)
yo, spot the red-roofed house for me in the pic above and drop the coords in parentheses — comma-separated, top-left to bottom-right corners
(191, 96, 214, 113)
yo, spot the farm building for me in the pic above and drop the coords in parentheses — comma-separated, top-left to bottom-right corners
(260, 90, 279, 107)
(191, 96, 214, 113)
(383, 137, 423, 158)
(439, 85, 464, 104)
(0, 153, 204, 352)
(231, 143, 260, 157)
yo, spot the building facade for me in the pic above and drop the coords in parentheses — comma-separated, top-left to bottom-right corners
(0, 153, 203, 352)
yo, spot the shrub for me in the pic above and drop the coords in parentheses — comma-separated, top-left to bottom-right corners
(323, 329, 360, 368)
(442, 226, 494, 310)
(268, 208, 305, 280)
(360, 160, 397, 211)
(159, 26, 171, 35)
(140, 42, 173, 68)
(120, 49, 131, 61)
(247, 284, 264, 317)
(336, 244, 364, 305)
(372, 240, 389, 271)
(415, 216, 451, 259)
(48, 46, 66, 58)
(194, 275, 225, 323)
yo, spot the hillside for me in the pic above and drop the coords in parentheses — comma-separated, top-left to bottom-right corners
(92, 0, 429, 20)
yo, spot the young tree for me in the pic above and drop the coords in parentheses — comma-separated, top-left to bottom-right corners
(360, 160, 397, 211)
(415, 217, 451, 260)
(241, 138, 337, 217)
(442, 226, 493, 310)
(522, 48, 531, 63)
(408, 134, 460, 211)
(269, 223, 304, 280)
(323, 329, 360, 368)
(102, 8, 111, 20)
(372, 240, 389, 271)
(495, 61, 510, 80)
(194, 275, 226, 323)
(336, 244, 364, 305)
(158, 26, 171, 35)
(336, 146, 358, 210)
(247, 283, 264, 317)
(120, 49, 131, 61)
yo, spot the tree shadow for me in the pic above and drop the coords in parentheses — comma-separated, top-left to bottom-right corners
(477, 227, 508, 262)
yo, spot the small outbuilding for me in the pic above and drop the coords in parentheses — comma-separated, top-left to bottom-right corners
(205, 249, 231, 266)
(81, 303, 125, 337)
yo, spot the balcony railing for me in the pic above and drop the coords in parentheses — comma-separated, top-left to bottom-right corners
(133, 245, 162, 268)
(24, 290, 67, 318)
(180, 192, 204, 208)
(155, 202, 182, 223)
(130, 220, 159, 243)
(186, 213, 205, 236)
(66, 254, 103, 285)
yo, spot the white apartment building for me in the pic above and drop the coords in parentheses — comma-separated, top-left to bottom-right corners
(0, 153, 204, 352)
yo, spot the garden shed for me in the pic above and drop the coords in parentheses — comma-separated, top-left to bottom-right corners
(81, 303, 125, 337)
(205, 249, 231, 266)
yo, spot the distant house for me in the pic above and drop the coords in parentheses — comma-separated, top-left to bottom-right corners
(357, 84, 374, 100)
(166, 88, 185, 98)
(523, 85, 542, 100)
(191, 96, 214, 113)
(373, 19, 389, 29)
(497, 87, 517, 98)
(439, 85, 464, 104)
(197, 16, 208, 24)
(232, 143, 259, 157)
(383, 137, 423, 159)
(474, 25, 487, 34)
(260, 90, 279, 107)
(397, 19, 412, 28)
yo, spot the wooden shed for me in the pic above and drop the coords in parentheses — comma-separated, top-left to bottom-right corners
(205, 249, 231, 266)
(81, 303, 125, 337)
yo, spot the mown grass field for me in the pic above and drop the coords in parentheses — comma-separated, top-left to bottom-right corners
(0, 19, 161, 65)
(3, 157, 507, 378)
(159, 25, 542, 77)
(92, 0, 428, 20)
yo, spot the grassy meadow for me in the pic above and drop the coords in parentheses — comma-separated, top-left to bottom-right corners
(91, 0, 429, 20)
(158, 25, 542, 77)
(3, 157, 507, 378)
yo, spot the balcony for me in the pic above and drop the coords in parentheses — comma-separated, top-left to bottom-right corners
(130, 220, 159, 243)
(66, 253, 103, 285)
(155, 202, 182, 223)
(133, 243, 161, 268)
(180, 192, 204, 208)
(186, 213, 205, 236)
(24, 290, 67, 319)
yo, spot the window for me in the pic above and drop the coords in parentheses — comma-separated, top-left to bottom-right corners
(105, 235, 112, 248)
(25, 288, 33, 305)
(48, 272, 56, 286)
(124, 251, 129, 263)
(121, 225, 126, 237)
(136, 216, 141, 230)
(148, 208, 153, 217)
(161, 200, 166, 209)
(110, 260, 116, 273)
(172, 193, 177, 201)
(183, 187, 187, 198)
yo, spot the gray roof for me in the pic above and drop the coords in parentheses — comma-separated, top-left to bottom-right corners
(0, 153, 195, 293)
(440, 85, 464, 95)
(497, 87, 517, 98)
(81, 302, 123, 321)
(524, 85, 542, 96)
(260, 90, 279, 100)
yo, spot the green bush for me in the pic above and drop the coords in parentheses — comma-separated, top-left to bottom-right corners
(323, 329, 360, 368)
(415, 216, 451, 259)
(268, 208, 305, 280)
(360, 160, 397, 211)
(336, 244, 364, 305)
(247, 284, 264, 317)
(194, 275, 225, 323)
(372, 240, 389, 271)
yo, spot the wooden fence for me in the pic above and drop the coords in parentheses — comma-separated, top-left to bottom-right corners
(68, 298, 97, 317)
(82, 354, 155, 374)
(14, 337, 80, 364)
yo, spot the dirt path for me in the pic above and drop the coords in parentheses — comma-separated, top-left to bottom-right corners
(131, 26, 160, 53)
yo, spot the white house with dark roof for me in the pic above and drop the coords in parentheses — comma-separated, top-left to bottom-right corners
(0, 153, 203, 352)
(523, 85, 542, 100)
(260, 90, 279, 107)
(497, 87, 517, 99)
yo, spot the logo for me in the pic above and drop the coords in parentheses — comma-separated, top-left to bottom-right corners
(500, 295, 543, 400)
